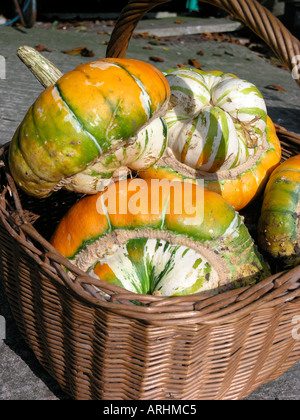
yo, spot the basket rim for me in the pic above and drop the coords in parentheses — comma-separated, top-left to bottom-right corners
(106, 0, 300, 88)
(1, 137, 300, 326)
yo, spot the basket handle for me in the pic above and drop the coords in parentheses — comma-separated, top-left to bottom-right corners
(106, 0, 300, 86)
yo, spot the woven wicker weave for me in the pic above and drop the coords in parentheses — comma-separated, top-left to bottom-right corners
(0, 0, 300, 400)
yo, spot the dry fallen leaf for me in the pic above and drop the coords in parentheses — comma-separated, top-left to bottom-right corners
(62, 47, 95, 57)
(81, 48, 95, 57)
(149, 56, 165, 62)
(35, 44, 52, 52)
(139, 32, 151, 38)
(133, 32, 151, 39)
(269, 56, 289, 71)
(264, 84, 286, 92)
(62, 47, 86, 55)
(186, 59, 202, 69)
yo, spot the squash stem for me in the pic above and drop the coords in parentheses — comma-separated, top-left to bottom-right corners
(17, 45, 63, 88)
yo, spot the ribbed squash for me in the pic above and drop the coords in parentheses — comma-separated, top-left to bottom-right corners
(139, 68, 281, 211)
(51, 178, 270, 296)
(258, 155, 300, 268)
(9, 58, 170, 198)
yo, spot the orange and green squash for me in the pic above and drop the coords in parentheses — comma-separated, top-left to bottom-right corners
(51, 178, 270, 296)
(9, 58, 170, 198)
(139, 68, 281, 211)
(258, 155, 300, 268)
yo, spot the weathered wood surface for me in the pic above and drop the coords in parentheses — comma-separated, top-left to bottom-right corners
(1, 25, 300, 147)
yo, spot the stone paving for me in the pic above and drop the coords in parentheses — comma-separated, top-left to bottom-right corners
(0, 15, 299, 400)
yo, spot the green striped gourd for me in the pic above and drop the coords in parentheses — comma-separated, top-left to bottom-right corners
(51, 179, 270, 296)
(258, 155, 300, 268)
(9, 58, 170, 198)
(139, 68, 281, 211)
(165, 68, 267, 171)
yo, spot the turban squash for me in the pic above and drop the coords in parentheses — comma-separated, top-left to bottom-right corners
(51, 178, 270, 296)
(8, 58, 170, 198)
(258, 155, 300, 268)
(139, 68, 281, 211)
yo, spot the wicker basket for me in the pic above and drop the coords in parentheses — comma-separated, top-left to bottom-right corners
(1, 0, 300, 400)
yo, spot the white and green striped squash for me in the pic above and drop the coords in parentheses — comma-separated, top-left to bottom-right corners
(51, 179, 270, 296)
(165, 68, 267, 171)
(258, 155, 300, 268)
(139, 68, 281, 211)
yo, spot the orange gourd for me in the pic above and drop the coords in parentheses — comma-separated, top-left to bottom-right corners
(258, 155, 300, 268)
(9, 58, 170, 198)
(51, 178, 270, 296)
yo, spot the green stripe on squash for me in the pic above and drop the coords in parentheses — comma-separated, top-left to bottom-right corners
(9, 58, 170, 198)
(139, 67, 281, 212)
(51, 179, 270, 296)
(258, 155, 300, 268)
